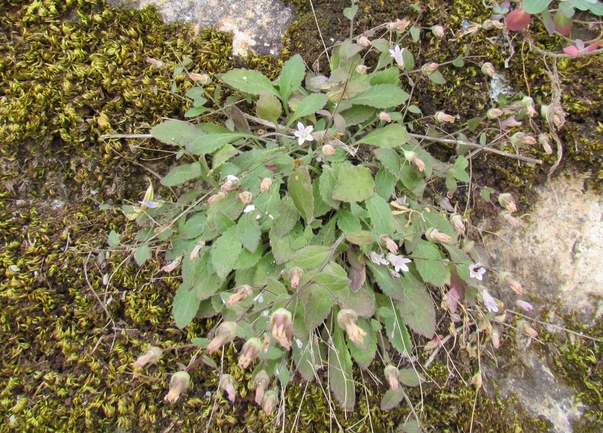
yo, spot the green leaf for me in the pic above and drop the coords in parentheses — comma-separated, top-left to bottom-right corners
(302, 284, 335, 331)
(413, 240, 448, 286)
(150, 120, 202, 147)
(450, 155, 470, 182)
(214, 211, 236, 234)
(210, 226, 242, 280)
(134, 243, 150, 266)
(366, 261, 404, 301)
(427, 70, 446, 85)
(384, 305, 413, 356)
(347, 319, 376, 368)
(184, 106, 209, 118)
(397, 285, 436, 338)
(523, 0, 552, 14)
(336, 209, 362, 233)
(466, 117, 482, 132)
(380, 387, 405, 411)
(349, 84, 410, 109)
(207, 192, 245, 230)
(589, 2, 603, 16)
(274, 196, 300, 237)
(187, 133, 248, 155)
(290, 245, 331, 269)
(288, 94, 328, 125)
(357, 124, 409, 148)
(256, 91, 282, 125)
(318, 167, 340, 209)
(236, 212, 261, 253)
(403, 48, 415, 71)
(173, 284, 200, 329)
(328, 325, 355, 411)
(270, 223, 303, 265)
(108, 230, 119, 248)
(410, 26, 421, 42)
(279, 54, 305, 104)
(366, 194, 395, 235)
(345, 231, 374, 245)
(375, 167, 396, 199)
(369, 68, 400, 86)
(292, 333, 321, 381)
(343, 5, 358, 20)
(161, 162, 201, 186)
(220, 69, 279, 97)
(235, 242, 266, 270)
(374, 148, 401, 178)
(452, 55, 464, 67)
(332, 165, 375, 203)
(312, 176, 331, 218)
(212, 144, 239, 169)
(288, 167, 314, 224)
(398, 368, 424, 387)
(314, 263, 351, 292)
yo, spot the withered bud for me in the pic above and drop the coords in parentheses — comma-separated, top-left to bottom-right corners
(270, 308, 293, 350)
(431, 25, 445, 38)
(498, 193, 517, 213)
(384, 365, 400, 390)
(403, 150, 426, 172)
(461, 239, 475, 253)
(322, 144, 336, 156)
(379, 111, 392, 123)
(238, 338, 262, 369)
(481, 62, 496, 77)
(262, 390, 278, 416)
(421, 62, 439, 75)
(388, 18, 411, 33)
(165, 371, 190, 404)
(538, 133, 554, 154)
(482, 19, 504, 30)
(450, 213, 466, 235)
(337, 309, 367, 344)
(501, 211, 520, 227)
(260, 177, 273, 192)
(499, 272, 523, 295)
(289, 267, 303, 289)
(541, 104, 565, 130)
(356, 64, 369, 74)
(487, 108, 504, 119)
(207, 321, 237, 353)
(238, 190, 253, 204)
(434, 111, 455, 123)
(425, 227, 453, 243)
(219, 374, 237, 403)
(146, 57, 165, 68)
(221, 175, 240, 192)
(188, 72, 210, 84)
(357, 35, 371, 47)
(227, 285, 253, 307)
(208, 191, 226, 204)
(491, 329, 500, 349)
(133, 346, 163, 368)
(521, 96, 538, 117)
(253, 370, 270, 405)
(380, 234, 399, 254)
(519, 320, 538, 338)
(510, 132, 537, 147)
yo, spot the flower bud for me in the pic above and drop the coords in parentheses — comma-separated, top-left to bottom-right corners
(289, 267, 303, 289)
(238, 190, 253, 204)
(501, 211, 520, 227)
(219, 374, 237, 403)
(165, 371, 190, 403)
(238, 338, 262, 369)
(499, 272, 523, 295)
(482, 19, 504, 30)
(221, 175, 240, 192)
(208, 191, 226, 204)
(322, 144, 336, 156)
(262, 390, 278, 415)
(510, 132, 537, 147)
(356, 64, 369, 74)
(425, 227, 452, 243)
(253, 370, 270, 405)
(491, 329, 500, 349)
(481, 62, 496, 77)
(388, 18, 411, 33)
(434, 111, 455, 123)
(337, 309, 367, 344)
(207, 321, 237, 353)
(357, 35, 371, 47)
(521, 96, 538, 117)
(487, 108, 503, 119)
(541, 104, 565, 129)
(384, 365, 399, 390)
(260, 177, 273, 192)
(379, 111, 392, 123)
(421, 62, 439, 75)
(519, 320, 538, 338)
(516, 299, 534, 311)
(431, 25, 445, 38)
(227, 285, 253, 306)
(133, 346, 163, 368)
(538, 133, 554, 154)
(190, 241, 205, 260)
(450, 213, 466, 235)
(188, 72, 210, 84)
(403, 150, 426, 172)
(497, 193, 517, 213)
(270, 308, 293, 350)
(380, 234, 399, 254)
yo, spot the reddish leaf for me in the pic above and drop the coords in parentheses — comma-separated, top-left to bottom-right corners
(587, 41, 601, 53)
(506, 9, 532, 31)
(553, 11, 573, 36)
(563, 45, 580, 56)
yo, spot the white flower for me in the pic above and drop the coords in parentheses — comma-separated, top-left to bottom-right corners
(389, 45, 404, 67)
(469, 263, 486, 281)
(243, 205, 256, 213)
(481, 289, 499, 313)
(515, 300, 534, 312)
(370, 252, 389, 266)
(387, 254, 412, 273)
(293, 122, 314, 145)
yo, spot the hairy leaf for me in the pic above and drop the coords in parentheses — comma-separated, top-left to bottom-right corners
(151, 120, 202, 147)
(349, 84, 409, 108)
(332, 165, 375, 202)
(328, 325, 355, 411)
(173, 284, 200, 329)
(380, 387, 405, 411)
(161, 162, 201, 186)
(397, 285, 436, 339)
(220, 69, 280, 97)
(357, 124, 410, 148)
(210, 226, 242, 280)
(288, 167, 314, 224)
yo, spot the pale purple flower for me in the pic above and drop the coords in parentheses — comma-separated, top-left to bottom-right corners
(469, 263, 486, 281)
(293, 122, 314, 145)
(389, 45, 404, 67)
(387, 253, 412, 273)
(481, 289, 499, 313)
(370, 252, 389, 266)
(139, 200, 161, 208)
(515, 300, 534, 312)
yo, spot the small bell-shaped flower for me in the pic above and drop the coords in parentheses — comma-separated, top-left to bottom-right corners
(238, 338, 262, 369)
(289, 267, 303, 289)
(337, 309, 367, 344)
(380, 234, 399, 254)
(221, 175, 240, 192)
(260, 177, 273, 192)
(165, 371, 190, 404)
(253, 370, 270, 405)
(227, 285, 253, 307)
(403, 150, 426, 172)
(384, 365, 400, 390)
(481, 62, 496, 77)
(450, 213, 466, 235)
(425, 227, 452, 243)
(133, 346, 163, 368)
(207, 321, 237, 353)
(434, 111, 455, 123)
(498, 193, 517, 213)
(262, 390, 278, 416)
(270, 308, 293, 350)
(238, 191, 253, 204)
(219, 374, 237, 403)
(208, 191, 226, 204)
(431, 25, 445, 38)
(499, 272, 523, 295)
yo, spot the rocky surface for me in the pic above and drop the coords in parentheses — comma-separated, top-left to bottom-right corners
(107, 0, 295, 56)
